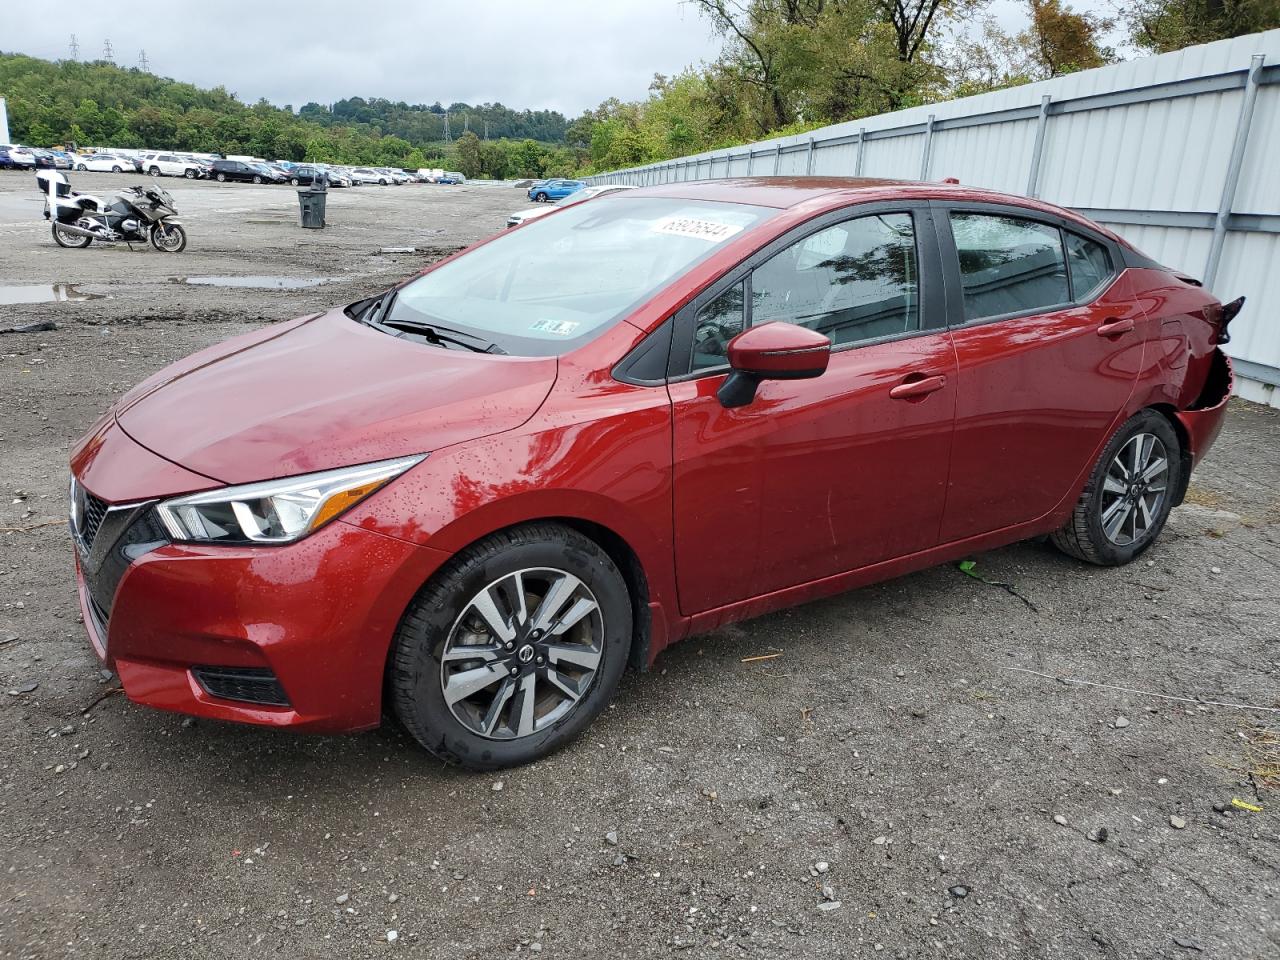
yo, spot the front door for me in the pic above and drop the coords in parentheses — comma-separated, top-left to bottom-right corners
(935, 205, 1148, 542)
(670, 206, 958, 614)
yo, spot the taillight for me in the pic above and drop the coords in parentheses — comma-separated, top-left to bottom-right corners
(1216, 296, 1245, 345)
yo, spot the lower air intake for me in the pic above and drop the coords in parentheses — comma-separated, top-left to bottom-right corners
(192, 666, 290, 707)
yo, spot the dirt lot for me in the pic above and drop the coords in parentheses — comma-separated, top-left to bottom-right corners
(1, 170, 1277, 960)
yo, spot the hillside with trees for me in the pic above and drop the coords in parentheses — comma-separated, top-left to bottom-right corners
(3, 1, 1275, 178)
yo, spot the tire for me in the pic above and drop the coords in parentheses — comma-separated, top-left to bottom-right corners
(52, 223, 92, 249)
(148, 166, 160, 177)
(252, 175, 263, 184)
(111, 165, 122, 173)
(216, 172, 227, 182)
(290, 177, 300, 186)
(535, 191, 548, 202)
(390, 523, 632, 770)
(184, 168, 196, 179)
(76, 164, 87, 171)
(1051, 409, 1182, 566)
(149, 222, 187, 253)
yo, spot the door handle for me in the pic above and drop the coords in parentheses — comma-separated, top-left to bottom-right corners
(1096, 317, 1135, 338)
(889, 374, 947, 400)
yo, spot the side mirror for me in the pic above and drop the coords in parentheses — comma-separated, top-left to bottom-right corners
(718, 321, 832, 408)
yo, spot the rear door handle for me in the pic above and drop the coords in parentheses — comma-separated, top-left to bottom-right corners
(1096, 317, 1135, 338)
(889, 374, 947, 400)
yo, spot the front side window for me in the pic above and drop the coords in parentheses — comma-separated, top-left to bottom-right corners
(751, 213, 919, 347)
(691, 282, 746, 371)
(950, 213, 1069, 322)
(386, 197, 773, 356)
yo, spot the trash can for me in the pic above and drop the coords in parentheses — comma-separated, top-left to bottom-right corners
(297, 187, 327, 229)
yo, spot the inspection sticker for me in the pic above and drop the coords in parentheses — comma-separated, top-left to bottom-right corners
(530, 318, 580, 336)
(652, 215, 745, 243)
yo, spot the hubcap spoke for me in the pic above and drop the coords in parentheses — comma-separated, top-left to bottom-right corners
(1103, 500, 1133, 541)
(470, 586, 517, 643)
(480, 676, 517, 736)
(442, 643, 504, 664)
(1102, 474, 1127, 495)
(544, 642, 601, 672)
(529, 573, 583, 633)
(551, 596, 598, 635)
(544, 667, 583, 703)
(1140, 457, 1167, 483)
(511, 673, 538, 737)
(443, 664, 506, 706)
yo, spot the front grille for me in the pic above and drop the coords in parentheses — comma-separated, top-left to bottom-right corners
(80, 490, 108, 551)
(192, 667, 291, 707)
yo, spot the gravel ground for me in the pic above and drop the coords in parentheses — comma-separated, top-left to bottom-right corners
(0, 170, 1277, 959)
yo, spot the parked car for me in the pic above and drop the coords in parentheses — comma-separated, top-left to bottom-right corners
(33, 149, 72, 169)
(353, 167, 391, 185)
(67, 178, 1238, 769)
(141, 152, 204, 179)
(210, 159, 271, 183)
(507, 183, 636, 228)
(0, 145, 37, 169)
(317, 166, 351, 188)
(529, 178, 584, 202)
(436, 172, 464, 185)
(74, 154, 130, 173)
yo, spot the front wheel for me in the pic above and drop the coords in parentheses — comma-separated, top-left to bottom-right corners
(148, 167, 161, 177)
(290, 177, 300, 186)
(216, 172, 227, 182)
(535, 191, 549, 202)
(1051, 409, 1183, 566)
(149, 222, 187, 253)
(252, 175, 262, 184)
(52, 223, 92, 249)
(76, 164, 87, 171)
(390, 523, 632, 770)
(184, 168, 196, 179)
(111, 165, 122, 173)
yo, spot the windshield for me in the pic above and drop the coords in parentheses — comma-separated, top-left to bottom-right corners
(383, 196, 774, 356)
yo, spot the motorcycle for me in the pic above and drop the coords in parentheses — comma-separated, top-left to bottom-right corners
(37, 170, 188, 253)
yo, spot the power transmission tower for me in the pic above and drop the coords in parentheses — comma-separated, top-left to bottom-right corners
(103, 39, 114, 63)
(483, 119, 489, 140)
(138, 50, 149, 72)
(443, 112, 451, 142)
(69, 34, 80, 60)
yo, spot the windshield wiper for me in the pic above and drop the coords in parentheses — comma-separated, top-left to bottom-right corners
(380, 316, 507, 354)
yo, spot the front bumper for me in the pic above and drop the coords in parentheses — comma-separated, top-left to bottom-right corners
(75, 495, 451, 733)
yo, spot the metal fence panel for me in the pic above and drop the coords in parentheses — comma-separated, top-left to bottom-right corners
(585, 29, 1280, 403)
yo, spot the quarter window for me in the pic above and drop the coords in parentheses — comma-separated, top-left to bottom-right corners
(1066, 232, 1113, 300)
(752, 213, 919, 346)
(950, 213, 1069, 322)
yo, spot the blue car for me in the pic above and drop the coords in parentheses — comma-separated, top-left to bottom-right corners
(528, 178, 584, 202)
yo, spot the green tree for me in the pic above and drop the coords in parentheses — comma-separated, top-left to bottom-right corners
(453, 130, 483, 178)
(1122, 0, 1280, 53)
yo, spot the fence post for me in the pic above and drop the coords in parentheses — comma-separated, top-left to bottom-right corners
(919, 114, 936, 180)
(1205, 53, 1265, 291)
(805, 136, 815, 175)
(773, 142, 782, 176)
(855, 128, 866, 176)
(1025, 95, 1052, 198)
(747, 149, 755, 175)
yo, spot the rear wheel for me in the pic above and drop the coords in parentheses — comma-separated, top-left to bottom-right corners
(76, 164, 87, 171)
(148, 166, 161, 177)
(216, 172, 227, 182)
(1051, 409, 1182, 566)
(290, 177, 300, 186)
(111, 165, 122, 173)
(390, 523, 632, 770)
(52, 223, 92, 249)
(149, 222, 187, 253)
(252, 175, 263, 184)
(184, 168, 196, 179)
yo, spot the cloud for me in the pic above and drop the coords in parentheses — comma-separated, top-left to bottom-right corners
(2, 0, 722, 116)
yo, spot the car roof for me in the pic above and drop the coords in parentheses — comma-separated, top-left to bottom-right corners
(623, 176, 1114, 236)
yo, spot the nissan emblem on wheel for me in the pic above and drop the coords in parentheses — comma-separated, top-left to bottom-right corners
(69, 178, 1238, 769)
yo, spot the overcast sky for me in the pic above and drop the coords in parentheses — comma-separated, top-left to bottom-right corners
(2, 1, 1120, 117)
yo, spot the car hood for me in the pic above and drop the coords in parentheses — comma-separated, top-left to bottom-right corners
(115, 309, 558, 485)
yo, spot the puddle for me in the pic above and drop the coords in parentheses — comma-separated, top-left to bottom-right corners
(0, 283, 107, 305)
(174, 276, 336, 290)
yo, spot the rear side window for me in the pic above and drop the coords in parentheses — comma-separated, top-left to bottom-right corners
(1066, 232, 1113, 299)
(950, 213, 1069, 321)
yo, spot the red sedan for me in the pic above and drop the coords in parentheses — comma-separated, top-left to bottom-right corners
(70, 178, 1238, 769)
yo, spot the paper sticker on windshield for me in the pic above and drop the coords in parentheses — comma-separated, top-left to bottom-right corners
(530, 319, 580, 337)
(652, 215, 745, 243)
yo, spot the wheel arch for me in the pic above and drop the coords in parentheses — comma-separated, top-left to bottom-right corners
(1147, 403, 1194, 507)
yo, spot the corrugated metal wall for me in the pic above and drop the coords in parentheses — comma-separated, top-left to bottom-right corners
(587, 30, 1280, 407)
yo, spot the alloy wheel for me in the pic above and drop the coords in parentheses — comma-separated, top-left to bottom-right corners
(1100, 432, 1168, 546)
(439, 568, 604, 740)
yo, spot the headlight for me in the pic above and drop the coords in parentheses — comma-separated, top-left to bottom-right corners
(155, 455, 424, 545)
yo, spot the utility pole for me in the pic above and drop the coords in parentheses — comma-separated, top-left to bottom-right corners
(463, 113, 469, 133)
(69, 34, 80, 60)
(138, 50, 149, 72)
(102, 39, 114, 63)
(443, 112, 451, 142)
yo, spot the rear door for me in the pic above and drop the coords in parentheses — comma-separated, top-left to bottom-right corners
(669, 202, 958, 613)
(934, 203, 1146, 541)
